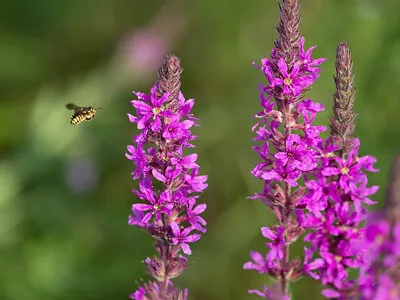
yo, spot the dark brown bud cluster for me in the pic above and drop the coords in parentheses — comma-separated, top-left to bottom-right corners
(274, 0, 302, 68)
(330, 42, 357, 157)
(157, 54, 183, 112)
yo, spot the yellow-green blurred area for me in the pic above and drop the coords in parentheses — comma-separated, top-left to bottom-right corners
(1, 0, 399, 299)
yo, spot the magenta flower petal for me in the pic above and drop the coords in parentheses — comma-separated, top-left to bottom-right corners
(261, 227, 276, 240)
(152, 169, 166, 182)
(321, 167, 341, 176)
(132, 203, 153, 211)
(321, 289, 341, 298)
(180, 243, 192, 255)
(191, 203, 206, 215)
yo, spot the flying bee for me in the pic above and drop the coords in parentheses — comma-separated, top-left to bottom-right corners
(65, 103, 102, 125)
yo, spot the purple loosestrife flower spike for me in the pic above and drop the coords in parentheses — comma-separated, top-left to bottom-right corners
(245, 0, 327, 297)
(126, 54, 207, 300)
(298, 43, 379, 298)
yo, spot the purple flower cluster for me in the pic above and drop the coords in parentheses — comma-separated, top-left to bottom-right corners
(126, 72, 207, 299)
(300, 139, 379, 298)
(243, 1, 381, 298)
(357, 215, 400, 299)
(356, 153, 400, 299)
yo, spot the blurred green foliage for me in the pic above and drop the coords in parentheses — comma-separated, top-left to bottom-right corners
(0, 0, 399, 299)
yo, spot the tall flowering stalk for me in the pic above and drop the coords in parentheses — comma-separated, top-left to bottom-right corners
(244, 0, 326, 297)
(244, 1, 380, 299)
(126, 54, 208, 300)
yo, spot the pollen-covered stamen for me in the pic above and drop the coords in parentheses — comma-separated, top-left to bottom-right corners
(153, 107, 162, 115)
(334, 255, 342, 263)
(153, 204, 165, 217)
(284, 78, 293, 86)
(341, 167, 349, 175)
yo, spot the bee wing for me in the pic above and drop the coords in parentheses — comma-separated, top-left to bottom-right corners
(65, 103, 81, 111)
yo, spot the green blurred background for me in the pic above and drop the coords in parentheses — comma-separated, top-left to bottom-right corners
(1, 0, 399, 299)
